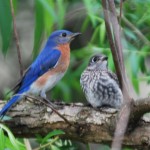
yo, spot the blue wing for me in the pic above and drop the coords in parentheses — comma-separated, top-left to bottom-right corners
(0, 49, 61, 118)
(19, 49, 61, 92)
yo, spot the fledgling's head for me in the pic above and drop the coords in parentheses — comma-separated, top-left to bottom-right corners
(48, 30, 81, 45)
(88, 54, 108, 70)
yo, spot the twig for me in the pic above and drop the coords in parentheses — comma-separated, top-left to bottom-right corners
(33, 136, 59, 150)
(10, 0, 23, 77)
(26, 95, 72, 126)
(23, 138, 32, 150)
(119, 0, 123, 27)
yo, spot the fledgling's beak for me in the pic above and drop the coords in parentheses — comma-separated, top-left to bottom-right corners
(102, 56, 108, 61)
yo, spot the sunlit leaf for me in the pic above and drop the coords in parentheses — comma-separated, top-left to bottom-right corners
(130, 53, 139, 77)
(40, 0, 56, 37)
(0, 124, 25, 150)
(32, 0, 45, 59)
(41, 130, 65, 144)
(51, 144, 60, 150)
(99, 21, 106, 45)
(81, 16, 90, 32)
(83, 0, 96, 27)
(91, 26, 99, 43)
(131, 76, 139, 93)
(56, 0, 66, 29)
(0, 128, 5, 150)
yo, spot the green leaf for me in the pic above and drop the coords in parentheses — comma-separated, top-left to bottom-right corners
(83, 0, 96, 27)
(81, 16, 90, 32)
(32, 0, 45, 59)
(51, 144, 60, 150)
(124, 28, 137, 41)
(139, 56, 147, 73)
(43, 0, 55, 37)
(0, 0, 12, 55)
(41, 130, 65, 144)
(130, 53, 139, 77)
(56, 0, 66, 29)
(0, 128, 5, 150)
(91, 26, 99, 43)
(131, 76, 139, 93)
(0, 124, 25, 150)
(99, 21, 106, 45)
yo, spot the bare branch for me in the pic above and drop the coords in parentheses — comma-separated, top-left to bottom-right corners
(10, 0, 23, 77)
(101, 0, 133, 149)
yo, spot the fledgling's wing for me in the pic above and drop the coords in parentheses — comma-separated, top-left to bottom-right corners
(107, 71, 120, 87)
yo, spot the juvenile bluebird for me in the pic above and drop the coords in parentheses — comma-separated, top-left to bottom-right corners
(0, 30, 81, 117)
(80, 54, 123, 109)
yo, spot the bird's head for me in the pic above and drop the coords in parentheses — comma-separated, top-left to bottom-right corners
(48, 30, 81, 45)
(88, 54, 108, 70)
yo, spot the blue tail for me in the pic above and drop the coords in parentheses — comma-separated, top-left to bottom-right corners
(0, 94, 21, 118)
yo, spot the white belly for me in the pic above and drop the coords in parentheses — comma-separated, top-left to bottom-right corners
(29, 73, 65, 95)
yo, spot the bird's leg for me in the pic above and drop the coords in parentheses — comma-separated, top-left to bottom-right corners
(40, 91, 62, 109)
(40, 91, 47, 99)
(84, 103, 92, 107)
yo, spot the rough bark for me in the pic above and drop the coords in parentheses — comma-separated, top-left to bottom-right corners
(0, 97, 150, 149)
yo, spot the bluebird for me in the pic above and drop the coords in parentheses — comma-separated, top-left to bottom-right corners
(0, 30, 81, 117)
(80, 54, 123, 109)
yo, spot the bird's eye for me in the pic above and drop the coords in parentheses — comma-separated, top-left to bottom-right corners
(92, 56, 99, 63)
(61, 32, 67, 37)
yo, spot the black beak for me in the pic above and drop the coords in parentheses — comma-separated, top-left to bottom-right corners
(102, 56, 108, 61)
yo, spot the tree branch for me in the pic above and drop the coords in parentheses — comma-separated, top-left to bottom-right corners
(0, 97, 150, 148)
(101, 1, 132, 149)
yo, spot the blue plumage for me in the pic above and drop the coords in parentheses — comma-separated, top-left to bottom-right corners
(0, 29, 80, 118)
(0, 49, 61, 117)
(19, 49, 61, 92)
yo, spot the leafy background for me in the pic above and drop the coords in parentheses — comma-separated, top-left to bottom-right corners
(0, 0, 150, 149)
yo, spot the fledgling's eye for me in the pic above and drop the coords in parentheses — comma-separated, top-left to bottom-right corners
(92, 56, 99, 63)
(61, 32, 67, 37)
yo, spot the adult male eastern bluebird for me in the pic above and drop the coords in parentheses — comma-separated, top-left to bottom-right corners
(80, 54, 123, 109)
(0, 30, 81, 117)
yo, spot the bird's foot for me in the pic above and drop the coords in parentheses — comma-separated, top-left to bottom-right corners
(84, 103, 92, 107)
(97, 106, 118, 114)
(42, 98, 63, 109)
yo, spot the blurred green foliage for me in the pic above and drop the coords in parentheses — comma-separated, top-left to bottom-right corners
(0, 0, 150, 149)
(0, 124, 77, 150)
(0, 124, 25, 150)
(0, 0, 150, 102)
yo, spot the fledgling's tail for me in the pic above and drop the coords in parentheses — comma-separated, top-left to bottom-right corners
(0, 94, 22, 118)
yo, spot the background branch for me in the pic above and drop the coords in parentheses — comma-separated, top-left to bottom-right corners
(101, 0, 133, 149)
(121, 15, 150, 46)
(10, 0, 23, 77)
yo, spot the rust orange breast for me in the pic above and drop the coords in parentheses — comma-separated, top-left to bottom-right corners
(35, 43, 70, 86)
(56, 43, 70, 72)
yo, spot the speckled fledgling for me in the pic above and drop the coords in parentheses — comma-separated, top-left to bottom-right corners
(80, 54, 123, 109)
